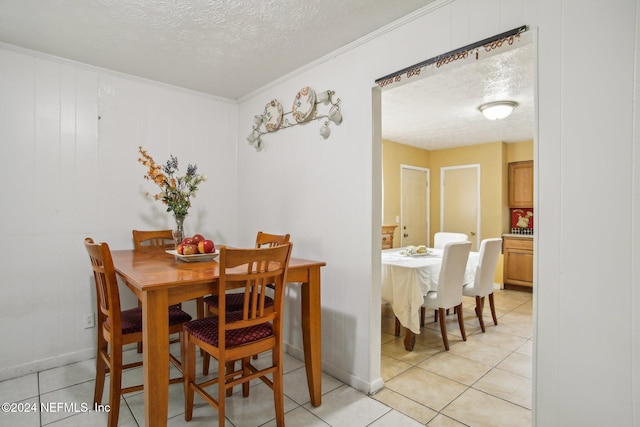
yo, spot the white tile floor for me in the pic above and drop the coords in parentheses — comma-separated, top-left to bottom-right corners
(377, 289, 533, 427)
(1, 346, 403, 427)
(0, 289, 532, 427)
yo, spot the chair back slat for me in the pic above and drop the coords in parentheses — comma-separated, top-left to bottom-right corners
(132, 229, 174, 254)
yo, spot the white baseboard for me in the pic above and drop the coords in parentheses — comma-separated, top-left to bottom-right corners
(283, 343, 383, 395)
(0, 348, 96, 382)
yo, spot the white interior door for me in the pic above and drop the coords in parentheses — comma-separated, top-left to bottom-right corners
(441, 165, 480, 251)
(400, 166, 430, 246)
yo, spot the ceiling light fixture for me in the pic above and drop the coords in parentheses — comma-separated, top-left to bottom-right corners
(478, 101, 518, 120)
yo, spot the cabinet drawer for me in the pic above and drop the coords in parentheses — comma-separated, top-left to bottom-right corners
(382, 225, 397, 249)
(503, 237, 533, 250)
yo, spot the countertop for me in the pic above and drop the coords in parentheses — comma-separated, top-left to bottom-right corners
(502, 233, 534, 238)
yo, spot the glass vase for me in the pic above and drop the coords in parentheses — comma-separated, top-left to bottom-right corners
(173, 215, 185, 249)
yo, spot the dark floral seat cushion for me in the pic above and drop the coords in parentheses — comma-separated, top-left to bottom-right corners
(184, 312, 273, 348)
(106, 305, 192, 335)
(203, 292, 274, 312)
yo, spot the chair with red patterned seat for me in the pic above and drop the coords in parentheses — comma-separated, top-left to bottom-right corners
(181, 243, 293, 427)
(84, 237, 191, 427)
(202, 231, 290, 375)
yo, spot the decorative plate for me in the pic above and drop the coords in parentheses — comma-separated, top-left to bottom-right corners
(292, 87, 317, 123)
(166, 249, 219, 262)
(400, 251, 431, 257)
(399, 246, 431, 257)
(263, 99, 283, 132)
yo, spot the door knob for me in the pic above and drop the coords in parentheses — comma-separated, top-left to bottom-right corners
(404, 233, 409, 238)
(470, 231, 476, 236)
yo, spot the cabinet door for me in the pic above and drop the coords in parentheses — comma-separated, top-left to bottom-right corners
(504, 248, 534, 287)
(508, 161, 534, 208)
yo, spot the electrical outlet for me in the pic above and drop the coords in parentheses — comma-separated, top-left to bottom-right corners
(83, 313, 95, 329)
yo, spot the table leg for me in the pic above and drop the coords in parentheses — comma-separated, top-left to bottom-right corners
(301, 266, 322, 407)
(403, 327, 416, 351)
(142, 289, 170, 427)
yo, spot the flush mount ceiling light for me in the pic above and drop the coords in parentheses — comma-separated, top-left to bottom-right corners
(478, 101, 518, 120)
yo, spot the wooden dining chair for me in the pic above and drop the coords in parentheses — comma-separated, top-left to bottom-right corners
(202, 231, 290, 375)
(132, 229, 175, 254)
(433, 232, 469, 249)
(83, 238, 192, 427)
(462, 238, 503, 332)
(182, 243, 293, 427)
(420, 241, 471, 350)
(132, 229, 195, 352)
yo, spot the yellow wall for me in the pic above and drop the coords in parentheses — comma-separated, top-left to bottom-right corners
(381, 139, 533, 285)
(507, 140, 534, 162)
(381, 140, 430, 246)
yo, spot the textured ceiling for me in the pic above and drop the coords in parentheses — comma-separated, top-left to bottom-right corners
(381, 41, 535, 150)
(0, 0, 435, 100)
(0, 0, 534, 150)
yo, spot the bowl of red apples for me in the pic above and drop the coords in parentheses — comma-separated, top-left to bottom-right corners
(167, 233, 218, 262)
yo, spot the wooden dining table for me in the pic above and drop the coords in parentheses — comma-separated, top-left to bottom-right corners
(111, 249, 326, 427)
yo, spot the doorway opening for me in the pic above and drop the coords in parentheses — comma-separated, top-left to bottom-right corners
(374, 27, 537, 422)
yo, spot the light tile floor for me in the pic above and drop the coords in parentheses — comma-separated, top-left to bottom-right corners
(376, 289, 533, 427)
(0, 289, 532, 427)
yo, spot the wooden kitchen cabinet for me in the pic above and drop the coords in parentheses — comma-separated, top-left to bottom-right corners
(503, 236, 533, 289)
(508, 160, 533, 208)
(382, 225, 398, 249)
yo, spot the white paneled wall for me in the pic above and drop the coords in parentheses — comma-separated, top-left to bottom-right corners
(0, 47, 238, 379)
(1, 0, 639, 425)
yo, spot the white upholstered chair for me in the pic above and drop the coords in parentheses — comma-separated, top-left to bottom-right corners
(421, 241, 472, 350)
(463, 238, 503, 332)
(433, 232, 468, 249)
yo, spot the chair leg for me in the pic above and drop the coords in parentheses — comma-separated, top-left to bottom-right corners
(476, 295, 486, 333)
(107, 347, 122, 427)
(226, 361, 235, 397)
(217, 358, 226, 427)
(137, 300, 143, 353)
(242, 357, 250, 397)
(489, 292, 498, 325)
(438, 308, 449, 350)
(94, 351, 107, 406)
(434, 310, 438, 323)
(394, 316, 401, 337)
(203, 352, 210, 376)
(272, 350, 285, 427)
(456, 303, 467, 342)
(197, 297, 206, 357)
(94, 325, 108, 406)
(183, 334, 196, 421)
(420, 307, 425, 327)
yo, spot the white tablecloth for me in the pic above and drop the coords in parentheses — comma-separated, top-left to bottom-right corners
(381, 248, 478, 334)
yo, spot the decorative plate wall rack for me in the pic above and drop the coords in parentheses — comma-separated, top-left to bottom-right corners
(247, 87, 343, 151)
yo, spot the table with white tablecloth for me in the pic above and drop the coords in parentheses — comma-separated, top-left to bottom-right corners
(381, 247, 478, 343)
